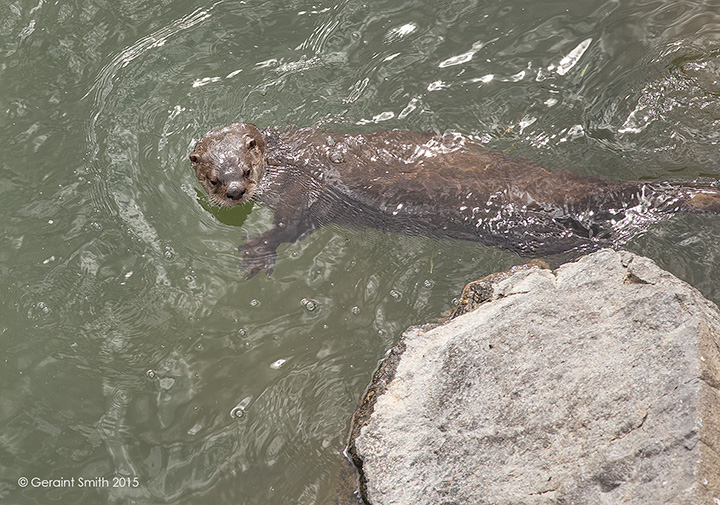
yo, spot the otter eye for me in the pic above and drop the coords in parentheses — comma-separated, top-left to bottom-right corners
(208, 178, 219, 186)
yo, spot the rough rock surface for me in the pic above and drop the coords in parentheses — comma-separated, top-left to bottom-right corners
(351, 249, 720, 505)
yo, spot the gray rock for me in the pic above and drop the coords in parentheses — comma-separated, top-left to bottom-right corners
(352, 249, 720, 505)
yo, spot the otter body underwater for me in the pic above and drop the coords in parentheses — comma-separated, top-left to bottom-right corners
(190, 122, 720, 277)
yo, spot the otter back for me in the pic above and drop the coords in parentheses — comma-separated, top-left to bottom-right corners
(190, 122, 720, 277)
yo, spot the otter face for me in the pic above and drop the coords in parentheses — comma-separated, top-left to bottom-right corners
(189, 123, 266, 207)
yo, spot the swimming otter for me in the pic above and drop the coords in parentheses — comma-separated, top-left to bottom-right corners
(190, 122, 720, 277)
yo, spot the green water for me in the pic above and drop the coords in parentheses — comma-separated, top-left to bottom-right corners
(2, 0, 720, 503)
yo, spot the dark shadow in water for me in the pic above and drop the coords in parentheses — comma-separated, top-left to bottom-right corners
(195, 188, 254, 226)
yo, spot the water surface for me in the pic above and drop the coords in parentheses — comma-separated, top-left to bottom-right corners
(2, 0, 720, 503)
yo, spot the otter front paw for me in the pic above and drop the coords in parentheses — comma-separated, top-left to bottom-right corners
(239, 237, 278, 279)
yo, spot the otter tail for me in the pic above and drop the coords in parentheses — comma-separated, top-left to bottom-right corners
(678, 187, 720, 214)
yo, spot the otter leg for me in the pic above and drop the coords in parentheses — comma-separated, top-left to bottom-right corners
(239, 218, 314, 278)
(239, 233, 280, 279)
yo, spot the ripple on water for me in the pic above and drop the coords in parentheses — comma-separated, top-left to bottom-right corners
(587, 41, 720, 178)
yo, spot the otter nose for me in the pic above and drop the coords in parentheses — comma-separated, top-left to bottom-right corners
(225, 182, 246, 201)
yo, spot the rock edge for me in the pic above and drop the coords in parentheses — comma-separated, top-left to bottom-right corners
(346, 249, 720, 505)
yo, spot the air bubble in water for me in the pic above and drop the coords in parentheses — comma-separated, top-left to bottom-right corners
(301, 298, 318, 311)
(230, 396, 252, 418)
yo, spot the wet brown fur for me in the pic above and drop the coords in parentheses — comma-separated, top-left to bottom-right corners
(190, 122, 719, 277)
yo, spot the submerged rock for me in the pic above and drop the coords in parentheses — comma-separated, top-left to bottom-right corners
(348, 249, 720, 505)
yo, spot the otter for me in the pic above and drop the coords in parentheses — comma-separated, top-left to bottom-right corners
(190, 122, 720, 277)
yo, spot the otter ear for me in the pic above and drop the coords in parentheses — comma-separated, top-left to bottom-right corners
(245, 136, 257, 150)
(189, 153, 200, 163)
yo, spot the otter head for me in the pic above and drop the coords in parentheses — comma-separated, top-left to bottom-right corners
(189, 123, 266, 206)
